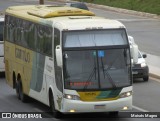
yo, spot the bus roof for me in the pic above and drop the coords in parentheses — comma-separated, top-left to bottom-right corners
(5, 5, 125, 30)
(50, 16, 125, 31)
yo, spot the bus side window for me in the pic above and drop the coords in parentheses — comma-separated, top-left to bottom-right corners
(16, 18, 21, 44)
(4, 15, 8, 41)
(37, 25, 45, 53)
(0, 21, 4, 41)
(27, 22, 35, 50)
(21, 20, 27, 47)
(8, 16, 15, 42)
(54, 28, 60, 49)
(43, 26, 52, 56)
(36, 25, 52, 56)
(54, 28, 63, 92)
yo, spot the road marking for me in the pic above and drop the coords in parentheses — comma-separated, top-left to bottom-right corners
(132, 105, 149, 112)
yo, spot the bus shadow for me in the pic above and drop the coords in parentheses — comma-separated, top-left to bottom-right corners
(133, 78, 146, 83)
(0, 72, 5, 78)
(43, 112, 129, 121)
(61, 113, 122, 119)
(23, 97, 128, 120)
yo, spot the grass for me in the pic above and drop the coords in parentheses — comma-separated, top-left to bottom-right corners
(78, 0, 160, 15)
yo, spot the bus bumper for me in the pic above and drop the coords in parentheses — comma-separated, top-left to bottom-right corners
(62, 96, 132, 113)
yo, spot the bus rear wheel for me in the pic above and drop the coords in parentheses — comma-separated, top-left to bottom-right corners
(16, 79, 28, 102)
(16, 81, 20, 100)
(49, 93, 61, 118)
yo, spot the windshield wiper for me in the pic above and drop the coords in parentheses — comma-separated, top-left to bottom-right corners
(100, 57, 118, 89)
(83, 57, 97, 90)
(100, 57, 105, 79)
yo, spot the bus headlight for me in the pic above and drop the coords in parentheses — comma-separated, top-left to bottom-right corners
(64, 94, 80, 100)
(119, 91, 132, 98)
(141, 62, 147, 67)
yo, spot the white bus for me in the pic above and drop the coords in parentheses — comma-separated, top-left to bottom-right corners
(0, 16, 5, 73)
(4, 5, 138, 118)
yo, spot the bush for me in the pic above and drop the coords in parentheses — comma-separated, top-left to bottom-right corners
(79, 0, 160, 15)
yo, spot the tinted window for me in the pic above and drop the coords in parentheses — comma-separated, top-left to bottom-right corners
(22, 21, 33, 48)
(4, 15, 53, 56)
(8, 16, 15, 42)
(37, 25, 52, 56)
(63, 29, 127, 48)
(0, 22, 4, 41)
(64, 49, 131, 90)
(15, 18, 23, 44)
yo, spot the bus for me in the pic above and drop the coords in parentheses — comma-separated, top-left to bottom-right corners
(0, 16, 5, 74)
(4, 5, 138, 117)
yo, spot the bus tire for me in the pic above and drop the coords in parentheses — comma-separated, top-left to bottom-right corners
(49, 93, 61, 118)
(143, 76, 149, 82)
(18, 80, 28, 102)
(16, 81, 20, 100)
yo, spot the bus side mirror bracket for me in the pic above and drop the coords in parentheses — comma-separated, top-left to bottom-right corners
(55, 45, 62, 67)
(131, 44, 138, 64)
(128, 36, 138, 64)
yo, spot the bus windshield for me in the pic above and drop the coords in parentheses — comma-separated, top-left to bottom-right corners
(63, 29, 131, 90)
(63, 29, 128, 48)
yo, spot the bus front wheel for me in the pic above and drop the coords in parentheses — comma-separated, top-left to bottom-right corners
(49, 93, 61, 118)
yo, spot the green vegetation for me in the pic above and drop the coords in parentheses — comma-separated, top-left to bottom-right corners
(79, 0, 160, 15)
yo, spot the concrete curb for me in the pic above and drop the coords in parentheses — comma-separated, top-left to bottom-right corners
(149, 73, 160, 80)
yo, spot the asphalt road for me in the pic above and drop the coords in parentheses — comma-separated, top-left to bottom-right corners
(1, 76, 160, 121)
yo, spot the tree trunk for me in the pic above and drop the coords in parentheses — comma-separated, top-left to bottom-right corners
(39, 0, 44, 4)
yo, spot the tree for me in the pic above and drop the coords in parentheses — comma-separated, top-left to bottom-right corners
(39, 0, 44, 4)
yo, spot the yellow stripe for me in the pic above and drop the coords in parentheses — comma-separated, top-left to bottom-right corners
(78, 91, 119, 102)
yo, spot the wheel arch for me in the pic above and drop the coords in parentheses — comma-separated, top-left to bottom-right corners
(12, 71, 16, 89)
(17, 73, 21, 82)
(48, 86, 57, 110)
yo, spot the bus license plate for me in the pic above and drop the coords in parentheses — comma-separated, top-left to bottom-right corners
(94, 105, 106, 109)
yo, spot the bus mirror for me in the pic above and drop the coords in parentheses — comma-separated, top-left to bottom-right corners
(142, 54, 147, 58)
(55, 45, 62, 67)
(131, 44, 138, 64)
